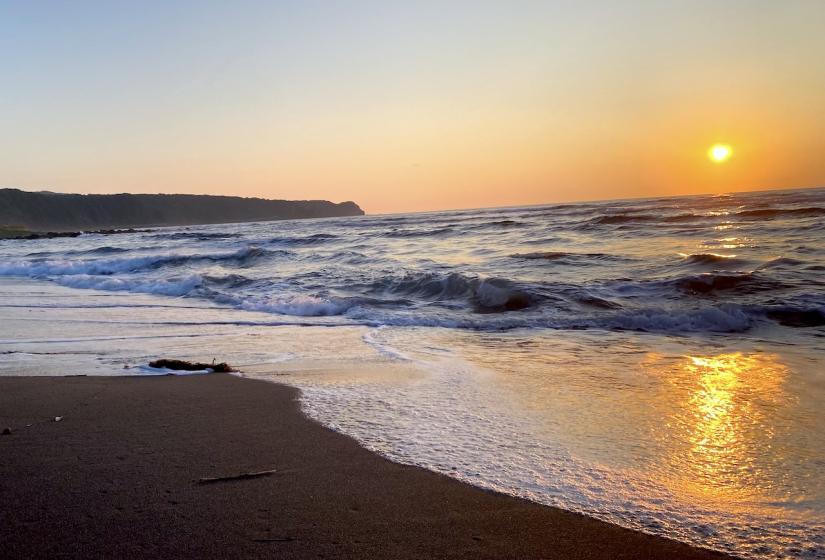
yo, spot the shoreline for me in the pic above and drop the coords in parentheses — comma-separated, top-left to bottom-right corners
(0, 373, 733, 559)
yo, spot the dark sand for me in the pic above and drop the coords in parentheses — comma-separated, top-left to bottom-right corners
(0, 374, 732, 559)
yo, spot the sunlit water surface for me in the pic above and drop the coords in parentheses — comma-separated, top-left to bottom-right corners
(1, 187, 824, 558)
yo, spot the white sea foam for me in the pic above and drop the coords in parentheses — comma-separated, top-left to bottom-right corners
(0, 254, 168, 276)
(134, 364, 213, 375)
(0, 246, 271, 278)
(239, 295, 351, 317)
(56, 274, 205, 297)
(291, 338, 825, 560)
(362, 327, 412, 361)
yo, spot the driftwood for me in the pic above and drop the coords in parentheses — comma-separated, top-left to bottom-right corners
(149, 359, 235, 373)
(197, 469, 279, 485)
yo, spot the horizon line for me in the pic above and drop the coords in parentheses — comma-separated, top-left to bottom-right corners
(3, 183, 823, 218)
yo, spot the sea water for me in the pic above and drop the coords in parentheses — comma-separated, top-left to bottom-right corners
(1, 187, 823, 558)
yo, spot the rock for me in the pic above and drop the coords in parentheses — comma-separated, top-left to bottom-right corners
(2, 427, 11, 435)
(11, 228, 154, 240)
(54, 416, 63, 422)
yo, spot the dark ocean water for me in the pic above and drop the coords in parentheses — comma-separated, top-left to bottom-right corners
(1, 187, 824, 559)
(2, 187, 824, 335)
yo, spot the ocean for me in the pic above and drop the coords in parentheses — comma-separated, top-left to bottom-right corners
(1, 186, 823, 559)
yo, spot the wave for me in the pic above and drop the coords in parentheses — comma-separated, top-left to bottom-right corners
(487, 219, 526, 228)
(585, 206, 825, 228)
(510, 251, 617, 262)
(756, 257, 807, 270)
(239, 295, 353, 317)
(0, 246, 283, 277)
(345, 303, 755, 333)
(475, 279, 532, 311)
(2, 187, 822, 337)
(764, 307, 825, 328)
(80, 246, 133, 255)
(47, 269, 351, 317)
(350, 300, 819, 333)
(589, 210, 711, 223)
(25, 246, 137, 258)
(268, 233, 338, 245)
(56, 274, 206, 297)
(602, 304, 753, 333)
(291, 250, 372, 265)
(662, 213, 708, 223)
(511, 251, 572, 260)
(670, 272, 782, 295)
(365, 271, 533, 312)
(383, 226, 457, 238)
(735, 207, 825, 219)
(199, 273, 255, 288)
(150, 231, 245, 241)
(591, 213, 659, 225)
(21, 267, 825, 333)
(469, 219, 529, 230)
(576, 295, 622, 309)
(680, 253, 751, 269)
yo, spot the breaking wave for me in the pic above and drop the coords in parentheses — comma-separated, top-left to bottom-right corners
(0, 246, 283, 277)
(56, 274, 207, 297)
(3, 186, 823, 560)
(364, 271, 534, 311)
(239, 295, 354, 317)
(0, 186, 822, 337)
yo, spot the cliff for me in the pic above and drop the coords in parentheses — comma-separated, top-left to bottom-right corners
(0, 189, 364, 231)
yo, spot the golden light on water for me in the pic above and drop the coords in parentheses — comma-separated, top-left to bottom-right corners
(688, 355, 745, 462)
(671, 352, 787, 505)
(708, 143, 732, 163)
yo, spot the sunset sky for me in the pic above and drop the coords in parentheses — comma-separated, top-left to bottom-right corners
(2, 1, 824, 214)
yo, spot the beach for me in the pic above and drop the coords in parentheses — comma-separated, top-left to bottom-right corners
(0, 373, 731, 559)
(0, 188, 824, 559)
(4, 1, 825, 556)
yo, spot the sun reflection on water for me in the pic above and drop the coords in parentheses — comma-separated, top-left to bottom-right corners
(662, 352, 789, 507)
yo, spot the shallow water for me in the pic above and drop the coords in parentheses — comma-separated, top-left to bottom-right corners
(1, 187, 824, 558)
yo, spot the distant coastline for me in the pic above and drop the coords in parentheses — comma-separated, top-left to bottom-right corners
(0, 189, 364, 232)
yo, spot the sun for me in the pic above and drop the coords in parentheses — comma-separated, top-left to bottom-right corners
(708, 143, 732, 163)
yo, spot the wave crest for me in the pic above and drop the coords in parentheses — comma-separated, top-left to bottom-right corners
(680, 253, 751, 269)
(240, 295, 352, 317)
(0, 246, 283, 277)
(735, 207, 825, 219)
(367, 271, 533, 312)
(671, 273, 780, 295)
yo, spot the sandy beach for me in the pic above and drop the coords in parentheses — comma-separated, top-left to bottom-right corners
(0, 373, 731, 559)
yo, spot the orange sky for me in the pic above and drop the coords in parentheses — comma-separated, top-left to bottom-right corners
(2, 2, 824, 213)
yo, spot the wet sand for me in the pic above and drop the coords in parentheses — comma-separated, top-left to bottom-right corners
(0, 373, 732, 559)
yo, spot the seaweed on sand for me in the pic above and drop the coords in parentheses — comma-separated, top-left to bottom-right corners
(148, 359, 235, 373)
